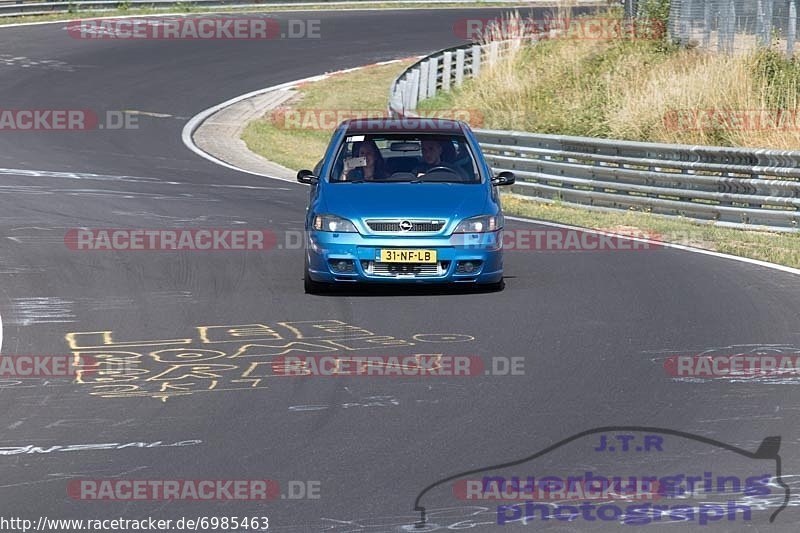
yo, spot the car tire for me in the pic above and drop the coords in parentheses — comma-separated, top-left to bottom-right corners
(304, 258, 329, 294)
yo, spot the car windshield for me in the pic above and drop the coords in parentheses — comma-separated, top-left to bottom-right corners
(329, 133, 481, 183)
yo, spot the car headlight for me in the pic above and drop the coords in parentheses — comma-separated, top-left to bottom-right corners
(313, 214, 357, 232)
(453, 214, 503, 233)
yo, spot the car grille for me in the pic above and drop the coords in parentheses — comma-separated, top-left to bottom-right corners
(367, 261, 449, 277)
(365, 220, 445, 233)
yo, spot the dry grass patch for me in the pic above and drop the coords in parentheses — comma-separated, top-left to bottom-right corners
(420, 13, 800, 149)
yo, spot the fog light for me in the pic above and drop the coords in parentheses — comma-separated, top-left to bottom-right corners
(456, 260, 482, 274)
(329, 259, 354, 273)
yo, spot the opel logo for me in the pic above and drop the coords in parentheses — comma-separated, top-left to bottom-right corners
(399, 220, 413, 231)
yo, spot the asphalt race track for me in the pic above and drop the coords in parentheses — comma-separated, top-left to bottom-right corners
(1, 7, 800, 532)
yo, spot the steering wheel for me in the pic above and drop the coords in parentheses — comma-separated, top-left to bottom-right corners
(425, 166, 455, 174)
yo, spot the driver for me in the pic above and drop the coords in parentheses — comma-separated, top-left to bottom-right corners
(413, 139, 461, 177)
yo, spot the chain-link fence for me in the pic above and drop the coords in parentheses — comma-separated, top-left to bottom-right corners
(667, 0, 799, 56)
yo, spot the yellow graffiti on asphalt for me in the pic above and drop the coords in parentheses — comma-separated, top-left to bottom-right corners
(65, 320, 475, 401)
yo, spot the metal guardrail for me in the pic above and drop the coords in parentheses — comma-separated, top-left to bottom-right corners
(1, 0, 261, 17)
(0, 0, 504, 18)
(389, 38, 800, 231)
(389, 39, 535, 115)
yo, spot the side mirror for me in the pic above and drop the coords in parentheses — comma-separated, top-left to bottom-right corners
(297, 169, 319, 185)
(491, 171, 515, 186)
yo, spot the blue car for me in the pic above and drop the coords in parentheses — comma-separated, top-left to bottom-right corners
(297, 118, 515, 294)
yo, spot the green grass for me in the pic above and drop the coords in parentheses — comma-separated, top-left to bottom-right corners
(751, 48, 800, 110)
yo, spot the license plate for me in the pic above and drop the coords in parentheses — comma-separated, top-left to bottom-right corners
(379, 249, 437, 263)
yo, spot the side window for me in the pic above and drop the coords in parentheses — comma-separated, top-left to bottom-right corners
(329, 142, 351, 182)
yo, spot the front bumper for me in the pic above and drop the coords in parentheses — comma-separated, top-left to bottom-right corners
(306, 230, 503, 284)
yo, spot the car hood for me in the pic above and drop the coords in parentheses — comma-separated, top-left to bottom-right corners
(319, 182, 490, 223)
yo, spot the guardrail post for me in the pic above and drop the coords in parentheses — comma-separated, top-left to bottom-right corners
(442, 51, 453, 92)
(471, 44, 481, 78)
(418, 62, 429, 100)
(427, 57, 438, 98)
(394, 80, 406, 114)
(789, 0, 798, 58)
(396, 80, 408, 113)
(488, 41, 499, 65)
(455, 48, 465, 86)
(407, 70, 420, 111)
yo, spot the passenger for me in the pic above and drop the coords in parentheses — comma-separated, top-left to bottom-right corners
(343, 139, 389, 181)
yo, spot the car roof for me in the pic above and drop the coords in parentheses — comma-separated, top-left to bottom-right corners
(342, 117, 467, 135)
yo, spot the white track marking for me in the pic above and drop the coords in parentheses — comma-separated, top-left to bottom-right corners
(181, 59, 408, 183)
(181, 74, 329, 182)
